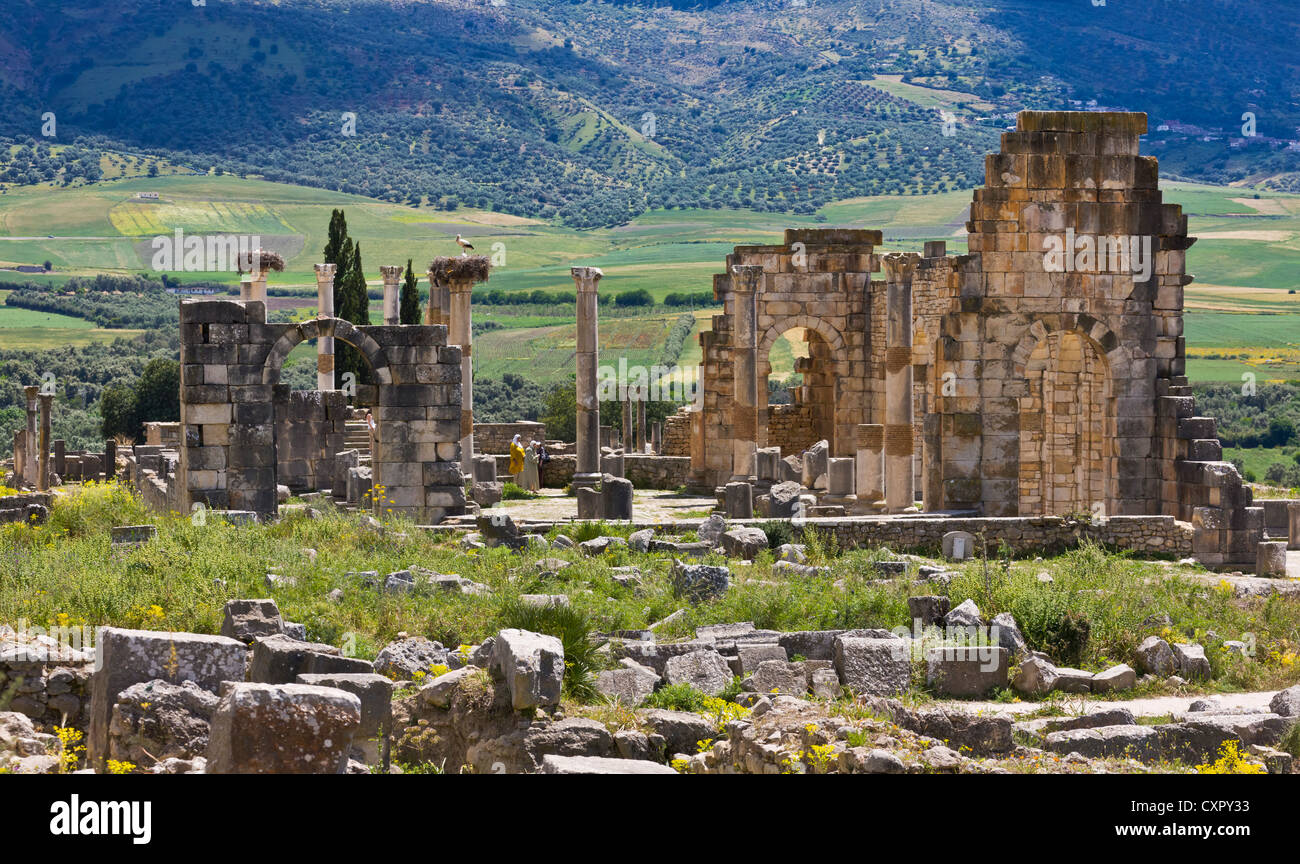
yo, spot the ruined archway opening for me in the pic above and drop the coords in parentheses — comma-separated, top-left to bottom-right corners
(1018, 330, 1114, 517)
(262, 326, 383, 500)
(759, 326, 835, 454)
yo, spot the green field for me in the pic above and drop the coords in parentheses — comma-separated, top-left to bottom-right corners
(0, 289, 145, 348)
(4, 174, 1300, 381)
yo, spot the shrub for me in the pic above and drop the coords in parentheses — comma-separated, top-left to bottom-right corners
(498, 599, 601, 702)
(758, 519, 795, 550)
(501, 482, 537, 500)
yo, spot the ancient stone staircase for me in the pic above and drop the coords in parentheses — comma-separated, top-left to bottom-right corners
(344, 420, 372, 465)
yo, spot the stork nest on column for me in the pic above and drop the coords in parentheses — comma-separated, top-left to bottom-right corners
(429, 255, 491, 285)
(237, 250, 286, 273)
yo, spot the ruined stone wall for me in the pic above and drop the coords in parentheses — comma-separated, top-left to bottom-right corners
(693, 229, 879, 487)
(474, 421, 547, 454)
(178, 299, 466, 523)
(767, 402, 817, 455)
(273, 389, 349, 493)
(0, 655, 92, 732)
(662, 408, 691, 457)
(491, 453, 691, 490)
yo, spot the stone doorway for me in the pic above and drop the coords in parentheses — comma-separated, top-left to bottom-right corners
(758, 325, 836, 454)
(1017, 330, 1113, 516)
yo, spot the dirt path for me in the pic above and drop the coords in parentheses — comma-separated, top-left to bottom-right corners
(937, 690, 1282, 719)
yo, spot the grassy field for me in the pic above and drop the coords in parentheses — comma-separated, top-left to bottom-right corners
(4, 483, 1297, 701)
(3, 174, 1300, 380)
(0, 289, 145, 349)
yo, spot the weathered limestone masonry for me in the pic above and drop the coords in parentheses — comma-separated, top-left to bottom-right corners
(381, 265, 404, 326)
(274, 390, 349, 493)
(572, 266, 603, 508)
(474, 421, 547, 454)
(177, 298, 466, 522)
(429, 256, 491, 476)
(314, 264, 337, 391)
(883, 253, 919, 512)
(692, 228, 878, 488)
(689, 110, 1261, 568)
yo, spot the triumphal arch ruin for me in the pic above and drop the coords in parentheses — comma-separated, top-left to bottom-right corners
(691, 110, 1261, 567)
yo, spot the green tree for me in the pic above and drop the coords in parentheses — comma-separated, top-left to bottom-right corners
(323, 210, 371, 387)
(541, 378, 578, 442)
(99, 384, 138, 440)
(135, 358, 180, 428)
(400, 258, 421, 325)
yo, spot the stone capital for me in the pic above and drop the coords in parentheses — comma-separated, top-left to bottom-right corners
(379, 265, 405, 282)
(881, 252, 921, 284)
(730, 264, 763, 293)
(313, 263, 337, 281)
(571, 266, 604, 291)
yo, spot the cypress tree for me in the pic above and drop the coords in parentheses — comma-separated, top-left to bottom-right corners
(400, 258, 421, 325)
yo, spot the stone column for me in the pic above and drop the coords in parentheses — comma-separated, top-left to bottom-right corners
(622, 393, 633, 451)
(636, 388, 647, 454)
(314, 264, 337, 391)
(37, 393, 51, 491)
(730, 264, 762, 482)
(424, 270, 450, 327)
(855, 423, 885, 510)
(53, 439, 65, 478)
(448, 278, 475, 475)
(882, 253, 919, 513)
(572, 267, 604, 495)
(241, 251, 270, 305)
(24, 386, 39, 483)
(380, 265, 403, 326)
(104, 439, 117, 481)
(12, 431, 24, 486)
(1288, 501, 1300, 551)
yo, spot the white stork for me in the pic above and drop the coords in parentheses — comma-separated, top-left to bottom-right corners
(455, 233, 475, 256)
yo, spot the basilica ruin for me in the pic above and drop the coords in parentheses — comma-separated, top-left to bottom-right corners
(5, 111, 1297, 575)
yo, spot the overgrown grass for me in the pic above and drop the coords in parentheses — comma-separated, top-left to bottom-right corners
(4, 485, 1300, 700)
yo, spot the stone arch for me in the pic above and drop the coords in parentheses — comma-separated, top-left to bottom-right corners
(261, 318, 394, 387)
(756, 316, 849, 451)
(1012, 319, 1119, 517)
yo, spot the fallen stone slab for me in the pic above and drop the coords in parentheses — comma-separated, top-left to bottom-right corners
(1172, 643, 1211, 680)
(107, 679, 219, 769)
(581, 535, 628, 556)
(539, 754, 676, 774)
(671, 561, 730, 601)
(834, 636, 911, 696)
(1052, 667, 1094, 693)
(249, 634, 371, 684)
(1046, 707, 1136, 732)
(925, 646, 1008, 698)
(220, 598, 285, 643)
(1044, 725, 1159, 761)
(743, 660, 806, 697)
(638, 708, 714, 757)
(595, 663, 659, 707)
(88, 628, 246, 772)
(663, 649, 732, 696)
(1013, 653, 1059, 696)
(721, 527, 768, 560)
(206, 683, 361, 774)
(296, 672, 393, 764)
(1270, 684, 1300, 717)
(1091, 663, 1137, 694)
(736, 642, 787, 676)
(373, 636, 448, 680)
(1134, 635, 1176, 676)
(493, 629, 565, 711)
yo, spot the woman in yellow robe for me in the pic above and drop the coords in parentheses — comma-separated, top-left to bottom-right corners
(508, 434, 525, 479)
